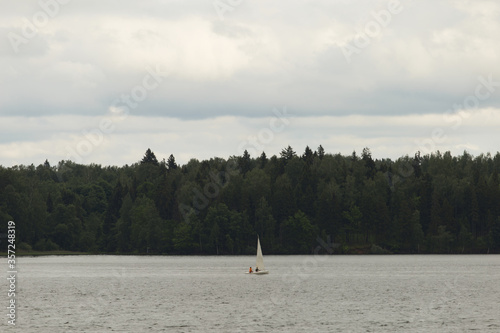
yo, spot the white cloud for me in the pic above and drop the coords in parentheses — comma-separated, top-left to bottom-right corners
(1, 109, 499, 167)
(1, 1, 500, 165)
(2, 0, 499, 118)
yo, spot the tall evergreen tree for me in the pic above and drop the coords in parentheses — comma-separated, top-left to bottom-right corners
(100, 182, 123, 252)
(2, 147, 500, 255)
(239, 150, 251, 174)
(141, 148, 159, 166)
(280, 145, 296, 162)
(258, 151, 268, 168)
(167, 154, 177, 170)
(317, 145, 325, 160)
(302, 146, 314, 165)
(362, 147, 376, 179)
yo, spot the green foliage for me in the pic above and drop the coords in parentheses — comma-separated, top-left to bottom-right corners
(130, 196, 164, 253)
(18, 242, 33, 252)
(427, 225, 454, 253)
(173, 222, 197, 254)
(280, 145, 297, 162)
(1, 148, 500, 254)
(141, 148, 159, 166)
(33, 239, 60, 251)
(116, 193, 133, 252)
(491, 217, 500, 250)
(281, 211, 317, 253)
(370, 244, 392, 254)
(167, 154, 178, 170)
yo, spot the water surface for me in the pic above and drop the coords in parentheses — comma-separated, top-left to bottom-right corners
(5, 255, 500, 332)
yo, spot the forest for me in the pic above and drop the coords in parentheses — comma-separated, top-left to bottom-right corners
(1, 146, 500, 255)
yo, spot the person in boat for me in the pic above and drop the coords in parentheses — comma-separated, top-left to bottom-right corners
(249, 267, 253, 273)
(255, 267, 259, 272)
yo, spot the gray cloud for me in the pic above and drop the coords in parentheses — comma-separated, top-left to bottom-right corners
(1, 110, 499, 167)
(1, 0, 500, 165)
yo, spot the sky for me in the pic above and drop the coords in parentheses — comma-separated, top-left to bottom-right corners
(1, 0, 500, 167)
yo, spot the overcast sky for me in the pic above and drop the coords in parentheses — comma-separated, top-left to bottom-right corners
(1, 0, 499, 167)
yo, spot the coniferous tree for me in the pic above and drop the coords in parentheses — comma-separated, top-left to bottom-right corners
(239, 150, 251, 174)
(258, 151, 268, 168)
(491, 217, 500, 250)
(280, 145, 296, 162)
(167, 154, 177, 170)
(116, 193, 133, 252)
(302, 146, 314, 165)
(141, 148, 159, 166)
(362, 147, 376, 179)
(2, 147, 500, 254)
(317, 145, 325, 160)
(100, 182, 123, 252)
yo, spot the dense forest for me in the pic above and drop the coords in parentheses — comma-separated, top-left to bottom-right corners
(1, 146, 500, 254)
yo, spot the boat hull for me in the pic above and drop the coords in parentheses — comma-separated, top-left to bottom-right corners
(251, 270, 269, 275)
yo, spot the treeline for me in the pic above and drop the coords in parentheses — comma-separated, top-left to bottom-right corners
(1, 147, 500, 254)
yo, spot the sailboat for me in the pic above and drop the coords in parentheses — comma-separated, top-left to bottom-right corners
(249, 236, 269, 274)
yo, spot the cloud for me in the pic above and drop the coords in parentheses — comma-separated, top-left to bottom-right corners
(1, 1, 499, 166)
(1, 0, 500, 119)
(1, 109, 499, 167)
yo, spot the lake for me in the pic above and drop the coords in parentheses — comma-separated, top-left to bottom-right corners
(4, 255, 500, 332)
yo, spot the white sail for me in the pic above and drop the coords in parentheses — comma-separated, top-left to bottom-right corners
(256, 236, 265, 271)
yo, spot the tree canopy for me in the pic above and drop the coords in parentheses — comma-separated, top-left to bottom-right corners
(1, 147, 500, 254)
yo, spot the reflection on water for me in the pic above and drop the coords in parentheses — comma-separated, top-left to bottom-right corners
(6, 255, 500, 332)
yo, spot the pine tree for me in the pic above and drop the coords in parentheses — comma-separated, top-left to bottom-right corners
(259, 151, 268, 168)
(302, 146, 314, 165)
(362, 147, 375, 179)
(280, 145, 296, 161)
(239, 150, 251, 174)
(141, 148, 159, 166)
(167, 154, 177, 170)
(317, 145, 325, 160)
